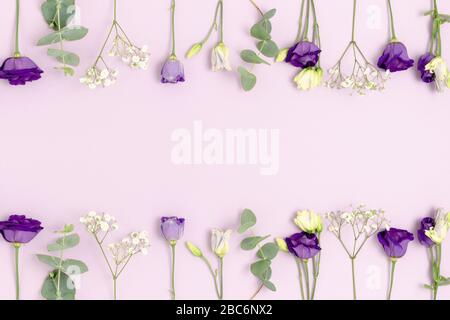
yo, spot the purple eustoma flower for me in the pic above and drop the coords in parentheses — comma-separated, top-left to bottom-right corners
(0, 215, 43, 244)
(0, 56, 43, 86)
(161, 216, 185, 242)
(417, 53, 436, 83)
(417, 217, 435, 247)
(377, 228, 414, 259)
(285, 232, 321, 260)
(377, 42, 414, 72)
(161, 57, 185, 84)
(285, 41, 321, 69)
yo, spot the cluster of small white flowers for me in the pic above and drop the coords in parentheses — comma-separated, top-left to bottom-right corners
(79, 67, 119, 89)
(109, 36, 150, 70)
(325, 42, 388, 95)
(326, 204, 389, 238)
(80, 211, 119, 234)
(108, 231, 150, 263)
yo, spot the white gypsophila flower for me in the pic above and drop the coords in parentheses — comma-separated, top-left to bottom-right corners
(80, 66, 118, 89)
(326, 42, 388, 95)
(80, 211, 118, 234)
(109, 36, 150, 70)
(108, 231, 150, 264)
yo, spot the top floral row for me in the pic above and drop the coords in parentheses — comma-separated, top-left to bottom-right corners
(0, 0, 449, 94)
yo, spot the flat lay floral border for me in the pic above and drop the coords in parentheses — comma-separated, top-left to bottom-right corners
(0, 0, 449, 93)
(0, 206, 449, 300)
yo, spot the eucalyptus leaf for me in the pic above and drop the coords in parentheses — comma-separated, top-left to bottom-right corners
(41, 270, 76, 300)
(61, 27, 89, 41)
(257, 40, 279, 58)
(240, 50, 270, 65)
(263, 280, 276, 291)
(238, 67, 257, 92)
(37, 254, 63, 269)
(250, 259, 271, 279)
(257, 243, 279, 260)
(42, 0, 76, 30)
(250, 22, 271, 41)
(48, 49, 80, 66)
(241, 235, 270, 250)
(47, 233, 80, 252)
(238, 208, 257, 234)
(62, 259, 88, 274)
(263, 9, 276, 20)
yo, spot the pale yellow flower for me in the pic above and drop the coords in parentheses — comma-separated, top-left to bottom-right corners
(211, 43, 231, 72)
(293, 67, 323, 90)
(294, 210, 323, 233)
(211, 229, 232, 258)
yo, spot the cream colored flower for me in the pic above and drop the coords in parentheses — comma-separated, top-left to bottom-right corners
(293, 67, 323, 90)
(425, 210, 450, 244)
(294, 210, 323, 233)
(211, 229, 232, 258)
(425, 57, 449, 92)
(211, 43, 232, 72)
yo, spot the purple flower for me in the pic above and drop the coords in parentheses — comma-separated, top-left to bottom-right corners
(161, 216, 185, 242)
(0, 57, 43, 86)
(285, 41, 321, 69)
(377, 228, 414, 258)
(417, 53, 436, 83)
(0, 215, 43, 244)
(161, 57, 185, 84)
(377, 42, 414, 72)
(285, 232, 321, 260)
(417, 217, 435, 247)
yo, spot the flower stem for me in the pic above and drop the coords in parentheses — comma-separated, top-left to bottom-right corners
(249, 0, 264, 16)
(295, 0, 306, 43)
(250, 282, 264, 300)
(14, 0, 20, 57)
(219, 257, 224, 300)
(201, 256, 221, 299)
(387, 259, 397, 300)
(170, 243, 176, 300)
(311, 254, 320, 300)
(433, 244, 442, 300)
(113, 276, 117, 300)
(295, 258, 305, 300)
(303, 260, 310, 300)
(170, 0, 177, 57)
(302, 0, 310, 40)
(387, 0, 397, 40)
(351, 257, 357, 300)
(14, 243, 20, 300)
(351, 0, 357, 42)
(219, 0, 224, 43)
(201, 1, 222, 45)
(114, 0, 117, 21)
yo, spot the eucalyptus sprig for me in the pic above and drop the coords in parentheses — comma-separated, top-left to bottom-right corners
(37, 0, 88, 76)
(238, 1, 278, 91)
(37, 224, 88, 300)
(238, 209, 279, 299)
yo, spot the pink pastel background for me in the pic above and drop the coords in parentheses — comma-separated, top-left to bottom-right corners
(0, 0, 449, 300)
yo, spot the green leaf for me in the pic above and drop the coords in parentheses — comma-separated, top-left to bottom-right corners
(257, 243, 279, 260)
(42, 0, 75, 30)
(61, 67, 75, 76)
(240, 50, 270, 65)
(238, 208, 257, 234)
(47, 233, 80, 252)
(37, 254, 63, 269)
(48, 48, 80, 66)
(63, 224, 74, 233)
(241, 235, 270, 250)
(250, 22, 271, 41)
(41, 270, 76, 300)
(263, 280, 276, 291)
(62, 259, 88, 274)
(257, 40, 279, 58)
(37, 32, 61, 46)
(238, 67, 257, 92)
(263, 9, 277, 20)
(37, 27, 88, 46)
(440, 14, 450, 23)
(250, 259, 271, 279)
(423, 284, 434, 290)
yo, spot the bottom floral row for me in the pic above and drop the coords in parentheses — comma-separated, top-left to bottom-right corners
(0, 205, 448, 300)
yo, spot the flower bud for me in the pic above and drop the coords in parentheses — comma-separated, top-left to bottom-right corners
(275, 48, 289, 62)
(186, 43, 203, 58)
(294, 210, 323, 234)
(275, 238, 288, 252)
(186, 242, 203, 257)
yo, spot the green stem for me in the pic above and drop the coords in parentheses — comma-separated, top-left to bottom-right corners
(387, 259, 397, 300)
(249, 0, 264, 16)
(113, 276, 117, 300)
(433, 0, 441, 56)
(170, 243, 176, 300)
(201, 256, 221, 299)
(219, 0, 224, 43)
(170, 0, 177, 57)
(303, 260, 310, 300)
(295, 0, 306, 42)
(302, 0, 310, 40)
(201, 1, 222, 44)
(14, 244, 20, 300)
(387, 0, 397, 40)
(351, 257, 357, 300)
(311, 254, 320, 300)
(433, 244, 442, 300)
(295, 258, 305, 300)
(351, 0, 357, 42)
(14, 0, 20, 57)
(114, 0, 117, 21)
(219, 257, 224, 300)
